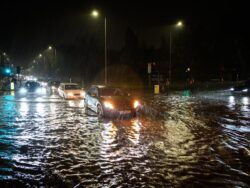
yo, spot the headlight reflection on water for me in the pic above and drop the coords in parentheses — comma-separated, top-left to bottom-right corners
(241, 97, 249, 112)
(228, 96, 235, 108)
(242, 97, 249, 106)
(20, 102, 29, 116)
(36, 103, 45, 115)
(128, 119, 141, 145)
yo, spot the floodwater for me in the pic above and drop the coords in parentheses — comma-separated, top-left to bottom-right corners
(0, 91, 249, 187)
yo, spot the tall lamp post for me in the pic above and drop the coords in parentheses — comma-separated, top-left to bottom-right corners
(92, 10, 107, 85)
(169, 21, 183, 84)
(48, 46, 56, 62)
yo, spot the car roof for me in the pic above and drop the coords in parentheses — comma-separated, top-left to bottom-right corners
(91, 85, 117, 89)
(61, 83, 78, 85)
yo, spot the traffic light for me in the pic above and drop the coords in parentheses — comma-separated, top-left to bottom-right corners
(4, 67, 11, 74)
(2, 67, 12, 77)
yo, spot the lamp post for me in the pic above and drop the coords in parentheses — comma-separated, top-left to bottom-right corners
(92, 10, 107, 85)
(169, 21, 183, 84)
(48, 46, 56, 62)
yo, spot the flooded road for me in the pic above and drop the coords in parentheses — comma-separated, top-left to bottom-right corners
(0, 91, 249, 187)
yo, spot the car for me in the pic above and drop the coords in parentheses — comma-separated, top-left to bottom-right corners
(58, 83, 85, 99)
(18, 81, 47, 96)
(46, 81, 60, 94)
(84, 85, 141, 118)
(230, 79, 250, 95)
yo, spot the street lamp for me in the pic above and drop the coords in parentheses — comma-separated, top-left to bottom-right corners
(169, 21, 184, 84)
(38, 53, 45, 64)
(91, 10, 107, 85)
(48, 45, 56, 61)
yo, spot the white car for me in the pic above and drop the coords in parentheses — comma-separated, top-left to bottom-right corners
(58, 83, 85, 99)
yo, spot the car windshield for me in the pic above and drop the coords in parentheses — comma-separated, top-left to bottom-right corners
(50, 81, 60, 87)
(25, 82, 40, 88)
(99, 88, 126, 96)
(65, 85, 81, 90)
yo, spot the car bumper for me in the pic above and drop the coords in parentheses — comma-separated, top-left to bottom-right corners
(65, 96, 84, 100)
(103, 108, 136, 118)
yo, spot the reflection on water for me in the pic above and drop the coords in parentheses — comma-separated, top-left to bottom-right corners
(0, 93, 249, 187)
(228, 96, 235, 108)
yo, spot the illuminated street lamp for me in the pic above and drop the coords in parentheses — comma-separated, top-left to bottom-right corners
(48, 45, 57, 61)
(91, 9, 107, 85)
(169, 21, 184, 84)
(38, 53, 45, 64)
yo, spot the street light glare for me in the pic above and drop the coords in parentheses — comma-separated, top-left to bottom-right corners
(39, 54, 42, 57)
(176, 21, 183, 27)
(92, 10, 99, 17)
(48, 46, 52, 50)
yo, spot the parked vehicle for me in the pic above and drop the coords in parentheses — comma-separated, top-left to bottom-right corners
(47, 81, 60, 94)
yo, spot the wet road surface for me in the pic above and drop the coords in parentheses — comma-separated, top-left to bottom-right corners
(0, 90, 249, 187)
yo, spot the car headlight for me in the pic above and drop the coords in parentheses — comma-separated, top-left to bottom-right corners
(242, 89, 248, 92)
(19, 88, 27, 94)
(81, 91, 85, 97)
(133, 100, 140, 108)
(36, 88, 46, 94)
(104, 101, 114, 109)
(67, 92, 74, 97)
(230, 88, 234, 91)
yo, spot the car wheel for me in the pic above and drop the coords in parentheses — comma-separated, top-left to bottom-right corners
(97, 105, 104, 118)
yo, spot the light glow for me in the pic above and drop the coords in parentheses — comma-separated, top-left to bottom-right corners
(67, 92, 74, 97)
(81, 91, 85, 97)
(104, 101, 114, 109)
(176, 21, 183, 27)
(92, 10, 99, 17)
(20, 88, 27, 94)
(133, 100, 140, 108)
(242, 89, 248, 92)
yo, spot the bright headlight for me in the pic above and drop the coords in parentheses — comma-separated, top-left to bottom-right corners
(67, 92, 73, 97)
(36, 88, 46, 94)
(104, 101, 114, 109)
(242, 89, 248, 92)
(133, 100, 140, 108)
(20, 88, 27, 94)
(81, 91, 85, 97)
(230, 88, 234, 91)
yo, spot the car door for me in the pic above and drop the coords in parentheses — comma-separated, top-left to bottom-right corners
(91, 87, 99, 113)
(85, 87, 95, 110)
(58, 84, 64, 98)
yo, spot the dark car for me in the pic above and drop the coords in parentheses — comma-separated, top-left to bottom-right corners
(230, 79, 250, 95)
(84, 85, 141, 118)
(18, 81, 47, 96)
(47, 81, 60, 94)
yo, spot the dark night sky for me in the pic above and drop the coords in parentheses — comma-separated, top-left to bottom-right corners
(0, 0, 249, 67)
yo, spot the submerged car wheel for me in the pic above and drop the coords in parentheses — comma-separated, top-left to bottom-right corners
(97, 105, 104, 118)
